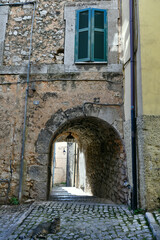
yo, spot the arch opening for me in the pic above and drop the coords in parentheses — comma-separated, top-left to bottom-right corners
(48, 116, 129, 204)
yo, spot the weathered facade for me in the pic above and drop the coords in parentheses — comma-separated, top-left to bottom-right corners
(0, 0, 159, 210)
(0, 0, 129, 205)
(122, 0, 160, 210)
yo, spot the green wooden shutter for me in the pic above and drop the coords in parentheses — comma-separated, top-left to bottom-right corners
(91, 9, 107, 62)
(75, 9, 91, 62)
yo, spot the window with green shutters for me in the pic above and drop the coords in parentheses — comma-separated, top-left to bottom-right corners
(75, 8, 107, 63)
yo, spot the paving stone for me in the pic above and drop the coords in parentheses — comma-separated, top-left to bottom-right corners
(153, 210, 160, 225)
(0, 201, 154, 240)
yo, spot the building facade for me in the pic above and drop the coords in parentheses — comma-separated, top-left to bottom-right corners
(0, 0, 159, 210)
(122, 0, 160, 210)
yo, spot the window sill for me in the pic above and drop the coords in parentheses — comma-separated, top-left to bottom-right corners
(75, 61, 108, 65)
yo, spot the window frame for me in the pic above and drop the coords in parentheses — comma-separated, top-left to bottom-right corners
(75, 8, 108, 63)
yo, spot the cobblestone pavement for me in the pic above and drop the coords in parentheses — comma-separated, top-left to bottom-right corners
(0, 204, 32, 240)
(0, 201, 155, 240)
(153, 210, 160, 226)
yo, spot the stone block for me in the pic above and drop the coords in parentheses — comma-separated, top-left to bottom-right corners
(64, 106, 83, 120)
(45, 109, 67, 133)
(37, 154, 48, 166)
(30, 181, 47, 200)
(28, 165, 47, 181)
(36, 129, 53, 154)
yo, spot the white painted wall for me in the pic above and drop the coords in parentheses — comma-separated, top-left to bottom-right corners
(78, 151, 86, 191)
(54, 142, 67, 184)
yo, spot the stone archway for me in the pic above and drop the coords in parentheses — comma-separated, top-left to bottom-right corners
(35, 106, 128, 203)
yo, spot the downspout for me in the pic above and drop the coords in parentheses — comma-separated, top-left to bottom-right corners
(18, 2, 36, 202)
(129, 0, 137, 210)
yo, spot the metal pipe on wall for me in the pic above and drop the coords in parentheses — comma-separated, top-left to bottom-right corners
(18, 1, 36, 202)
(129, 0, 137, 210)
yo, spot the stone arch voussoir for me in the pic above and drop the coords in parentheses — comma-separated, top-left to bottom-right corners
(34, 105, 125, 201)
(36, 105, 123, 155)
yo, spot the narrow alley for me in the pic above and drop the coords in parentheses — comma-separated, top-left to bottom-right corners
(0, 198, 157, 240)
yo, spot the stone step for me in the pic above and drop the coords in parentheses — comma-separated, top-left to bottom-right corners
(49, 195, 114, 204)
(49, 187, 114, 204)
(49, 195, 96, 201)
(50, 187, 92, 196)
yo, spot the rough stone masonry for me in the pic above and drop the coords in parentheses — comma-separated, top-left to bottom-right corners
(0, 0, 129, 206)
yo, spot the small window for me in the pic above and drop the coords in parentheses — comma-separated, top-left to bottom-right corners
(75, 8, 107, 63)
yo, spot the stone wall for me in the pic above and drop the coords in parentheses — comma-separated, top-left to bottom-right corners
(85, 125, 128, 204)
(3, 0, 65, 65)
(1, 0, 120, 66)
(0, 80, 25, 202)
(137, 116, 160, 210)
(0, 0, 128, 203)
(0, 71, 125, 202)
(123, 120, 132, 192)
(35, 109, 129, 203)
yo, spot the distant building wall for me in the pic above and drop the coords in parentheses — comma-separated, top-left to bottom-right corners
(54, 142, 67, 185)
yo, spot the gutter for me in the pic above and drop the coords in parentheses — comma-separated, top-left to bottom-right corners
(129, 0, 137, 210)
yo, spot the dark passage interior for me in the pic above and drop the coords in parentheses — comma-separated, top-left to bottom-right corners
(50, 116, 128, 204)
